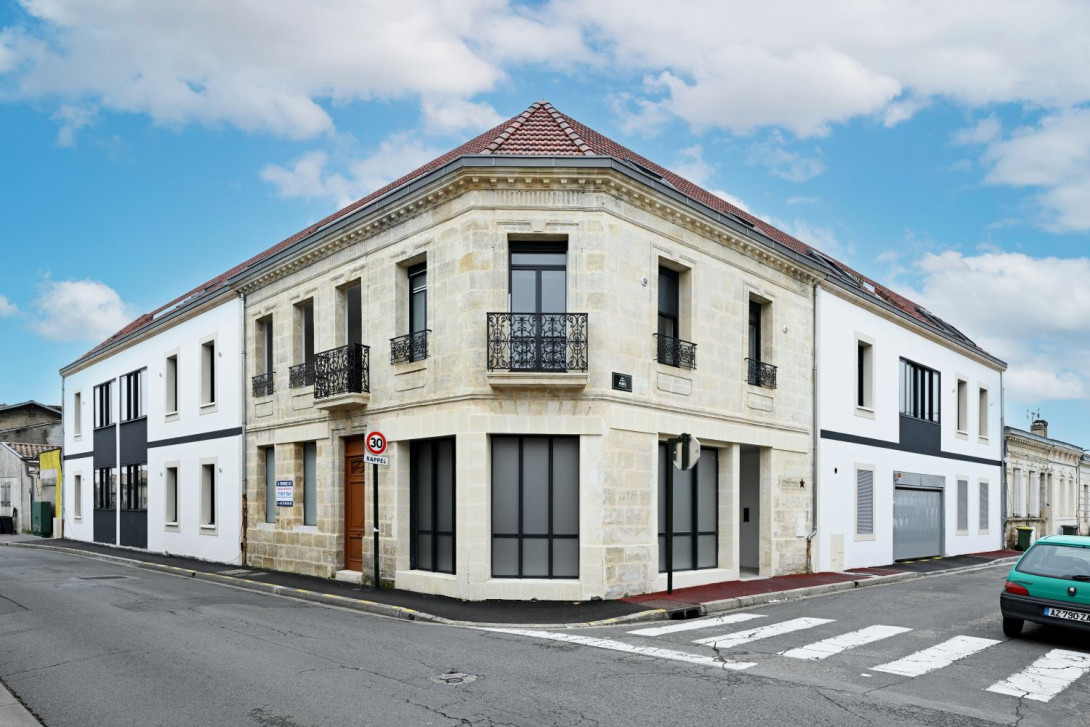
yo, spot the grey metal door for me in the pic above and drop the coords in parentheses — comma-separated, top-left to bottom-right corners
(893, 487, 942, 560)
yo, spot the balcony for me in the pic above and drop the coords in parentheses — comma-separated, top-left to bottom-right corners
(655, 334, 697, 369)
(745, 358, 777, 389)
(486, 312, 589, 388)
(289, 361, 314, 389)
(390, 330, 430, 365)
(313, 343, 370, 411)
(251, 372, 275, 398)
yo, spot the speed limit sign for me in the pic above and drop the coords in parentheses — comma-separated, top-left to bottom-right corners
(366, 431, 387, 456)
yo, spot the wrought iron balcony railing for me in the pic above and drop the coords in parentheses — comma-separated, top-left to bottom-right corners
(289, 361, 314, 388)
(251, 372, 275, 398)
(487, 312, 588, 372)
(746, 358, 778, 389)
(655, 334, 697, 369)
(314, 343, 370, 400)
(390, 330, 431, 364)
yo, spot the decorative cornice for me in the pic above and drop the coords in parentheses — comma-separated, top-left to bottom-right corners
(236, 167, 820, 296)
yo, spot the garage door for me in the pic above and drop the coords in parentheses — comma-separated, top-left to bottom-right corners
(893, 487, 942, 561)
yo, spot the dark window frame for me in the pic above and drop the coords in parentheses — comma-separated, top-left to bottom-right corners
(120, 463, 148, 511)
(93, 467, 115, 510)
(410, 437, 456, 574)
(900, 358, 941, 423)
(658, 444, 719, 573)
(748, 300, 763, 363)
(491, 435, 579, 579)
(119, 368, 147, 423)
(94, 380, 113, 429)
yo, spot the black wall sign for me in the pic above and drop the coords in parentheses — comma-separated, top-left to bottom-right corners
(612, 372, 633, 392)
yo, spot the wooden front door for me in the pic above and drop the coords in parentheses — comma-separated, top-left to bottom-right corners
(345, 437, 367, 571)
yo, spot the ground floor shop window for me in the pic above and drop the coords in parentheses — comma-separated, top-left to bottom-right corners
(492, 436, 579, 578)
(411, 437, 455, 574)
(120, 464, 148, 511)
(658, 444, 718, 572)
(94, 468, 115, 510)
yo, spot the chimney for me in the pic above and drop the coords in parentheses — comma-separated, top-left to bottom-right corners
(1031, 419, 1048, 438)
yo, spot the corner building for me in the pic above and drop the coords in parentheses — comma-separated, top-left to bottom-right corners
(238, 102, 821, 600)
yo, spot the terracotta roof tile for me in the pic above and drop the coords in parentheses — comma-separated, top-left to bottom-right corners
(74, 100, 989, 365)
(2, 442, 59, 460)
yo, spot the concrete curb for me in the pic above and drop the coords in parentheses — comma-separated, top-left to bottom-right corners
(699, 557, 1020, 615)
(3, 542, 666, 628)
(5, 541, 1016, 629)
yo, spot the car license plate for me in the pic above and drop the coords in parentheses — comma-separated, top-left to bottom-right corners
(1044, 607, 1090, 622)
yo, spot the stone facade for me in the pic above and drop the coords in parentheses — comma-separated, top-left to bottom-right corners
(1005, 421, 1087, 545)
(241, 169, 817, 600)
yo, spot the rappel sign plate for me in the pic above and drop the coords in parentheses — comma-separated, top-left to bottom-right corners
(674, 434, 701, 471)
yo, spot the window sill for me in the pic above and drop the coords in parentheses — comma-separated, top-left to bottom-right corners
(955, 430, 968, 440)
(199, 524, 218, 535)
(394, 359, 428, 375)
(164, 411, 180, 423)
(255, 521, 275, 531)
(73, 516, 82, 522)
(73, 434, 82, 442)
(854, 533, 876, 542)
(854, 406, 875, 420)
(487, 372, 588, 389)
(293, 524, 318, 533)
(978, 436, 990, 445)
(165, 522, 180, 532)
(199, 402, 218, 415)
(955, 529, 968, 536)
(978, 529, 990, 536)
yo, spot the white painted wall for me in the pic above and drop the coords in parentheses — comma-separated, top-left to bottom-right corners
(62, 296, 243, 564)
(815, 287, 1004, 571)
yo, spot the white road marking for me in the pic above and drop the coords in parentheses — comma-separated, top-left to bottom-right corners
(872, 635, 999, 677)
(629, 612, 765, 637)
(485, 628, 755, 670)
(781, 625, 913, 660)
(692, 617, 835, 649)
(986, 649, 1090, 702)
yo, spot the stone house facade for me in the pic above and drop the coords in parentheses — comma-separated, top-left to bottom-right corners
(1004, 421, 1087, 545)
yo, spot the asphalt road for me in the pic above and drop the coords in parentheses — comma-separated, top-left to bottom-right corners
(1, 546, 1087, 727)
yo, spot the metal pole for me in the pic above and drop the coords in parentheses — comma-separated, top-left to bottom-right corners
(666, 441, 674, 595)
(372, 462, 380, 590)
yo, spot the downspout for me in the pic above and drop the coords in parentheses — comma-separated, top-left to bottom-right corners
(806, 281, 819, 572)
(1000, 371, 1007, 548)
(238, 290, 248, 566)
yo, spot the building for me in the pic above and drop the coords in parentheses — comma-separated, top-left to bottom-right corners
(1004, 420, 1086, 544)
(0, 401, 62, 446)
(38, 447, 62, 535)
(59, 100, 1006, 599)
(60, 292, 244, 564)
(813, 275, 1005, 572)
(0, 442, 57, 533)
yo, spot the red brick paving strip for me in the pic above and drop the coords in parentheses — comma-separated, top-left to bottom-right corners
(622, 572, 860, 606)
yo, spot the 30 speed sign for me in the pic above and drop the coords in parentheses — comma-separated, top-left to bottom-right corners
(366, 431, 387, 456)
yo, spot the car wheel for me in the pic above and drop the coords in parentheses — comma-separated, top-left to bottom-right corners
(1003, 617, 1023, 638)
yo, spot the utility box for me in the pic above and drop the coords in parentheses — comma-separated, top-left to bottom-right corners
(31, 501, 53, 537)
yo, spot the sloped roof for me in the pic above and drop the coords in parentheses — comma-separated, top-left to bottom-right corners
(0, 442, 59, 460)
(0, 401, 62, 416)
(69, 100, 994, 368)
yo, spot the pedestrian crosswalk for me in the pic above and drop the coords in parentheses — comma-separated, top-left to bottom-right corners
(484, 611, 1090, 705)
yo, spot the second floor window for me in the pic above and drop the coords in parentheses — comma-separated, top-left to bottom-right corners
(900, 359, 940, 423)
(120, 369, 146, 422)
(201, 340, 216, 406)
(408, 263, 427, 361)
(94, 381, 113, 428)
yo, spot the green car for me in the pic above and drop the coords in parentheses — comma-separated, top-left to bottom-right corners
(1001, 534, 1090, 637)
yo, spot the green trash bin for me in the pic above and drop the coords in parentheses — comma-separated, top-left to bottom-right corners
(1061, 524, 1078, 536)
(1016, 526, 1033, 551)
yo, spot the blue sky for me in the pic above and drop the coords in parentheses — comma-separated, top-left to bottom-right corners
(0, 1, 1088, 446)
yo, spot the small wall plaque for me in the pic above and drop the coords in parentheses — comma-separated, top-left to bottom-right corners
(612, 372, 633, 392)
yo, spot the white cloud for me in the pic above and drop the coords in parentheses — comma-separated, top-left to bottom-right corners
(31, 279, 136, 342)
(420, 97, 503, 136)
(787, 196, 820, 206)
(51, 104, 96, 147)
(747, 136, 824, 182)
(907, 250, 1090, 402)
(980, 108, 1090, 231)
(673, 145, 714, 185)
(775, 218, 845, 257)
(954, 115, 1002, 146)
(0, 1, 576, 139)
(0, 294, 17, 317)
(710, 189, 749, 214)
(262, 133, 443, 208)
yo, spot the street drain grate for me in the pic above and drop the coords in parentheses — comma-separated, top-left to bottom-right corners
(77, 575, 133, 581)
(431, 672, 477, 685)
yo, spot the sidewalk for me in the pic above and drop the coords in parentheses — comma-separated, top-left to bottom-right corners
(0, 678, 43, 727)
(2, 536, 1019, 627)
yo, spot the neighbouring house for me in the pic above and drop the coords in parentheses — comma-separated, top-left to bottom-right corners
(38, 447, 62, 536)
(1004, 421, 1087, 545)
(813, 272, 1005, 572)
(0, 401, 62, 446)
(58, 100, 1007, 599)
(0, 442, 57, 533)
(60, 292, 244, 564)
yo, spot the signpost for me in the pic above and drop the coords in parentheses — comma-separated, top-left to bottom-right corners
(664, 433, 700, 594)
(366, 431, 387, 590)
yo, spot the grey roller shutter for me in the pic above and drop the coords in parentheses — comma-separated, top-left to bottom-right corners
(979, 481, 988, 531)
(957, 479, 968, 531)
(856, 469, 873, 536)
(658, 268, 678, 317)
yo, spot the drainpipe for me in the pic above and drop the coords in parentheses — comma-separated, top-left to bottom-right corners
(238, 290, 247, 566)
(806, 281, 820, 572)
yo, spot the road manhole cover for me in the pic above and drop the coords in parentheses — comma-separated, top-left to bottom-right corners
(431, 672, 477, 685)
